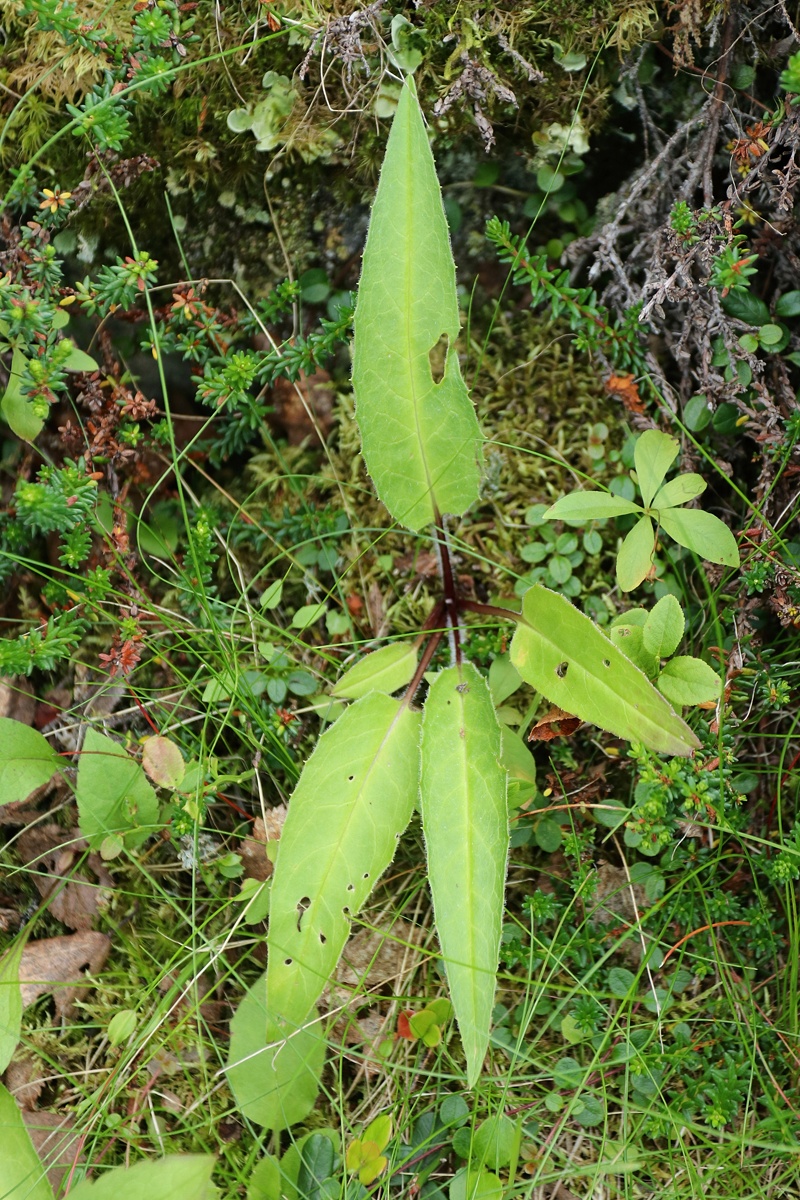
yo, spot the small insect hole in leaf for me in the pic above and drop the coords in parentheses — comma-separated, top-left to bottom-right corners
(296, 895, 311, 932)
(602, 659, 610, 667)
(284, 958, 293, 966)
(428, 331, 449, 384)
(348, 774, 355, 781)
(362, 871, 370, 880)
(556, 661, 569, 678)
(319, 932, 326, 944)
(347, 883, 355, 891)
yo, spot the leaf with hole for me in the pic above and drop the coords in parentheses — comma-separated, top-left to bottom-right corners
(331, 642, 417, 699)
(0, 718, 60, 806)
(352, 75, 483, 530)
(510, 586, 698, 755)
(420, 663, 508, 1088)
(266, 694, 420, 1025)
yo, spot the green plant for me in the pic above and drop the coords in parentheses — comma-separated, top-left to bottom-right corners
(215, 75, 745, 1131)
(542, 426, 740, 590)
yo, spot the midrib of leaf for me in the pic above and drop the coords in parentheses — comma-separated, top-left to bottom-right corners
(402, 110, 436, 510)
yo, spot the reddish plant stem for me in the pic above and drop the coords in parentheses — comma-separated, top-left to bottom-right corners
(433, 513, 461, 663)
(459, 597, 522, 624)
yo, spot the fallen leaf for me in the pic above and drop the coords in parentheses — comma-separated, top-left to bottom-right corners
(528, 706, 582, 741)
(0, 677, 36, 725)
(239, 807, 287, 882)
(142, 736, 185, 789)
(269, 369, 334, 446)
(5, 1053, 46, 1109)
(21, 1109, 85, 1193)
(605, 372, 645, 413)
(17, 825, 113, 931)
(19, 932, 110, 1018)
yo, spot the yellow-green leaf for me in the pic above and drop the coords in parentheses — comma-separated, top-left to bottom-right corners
(510, 586, 698, 755)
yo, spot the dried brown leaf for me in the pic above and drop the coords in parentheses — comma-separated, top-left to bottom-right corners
(19, 931, 110, 1018)
(21, 1109, 84, 1193)
(16, 825, 112, 931)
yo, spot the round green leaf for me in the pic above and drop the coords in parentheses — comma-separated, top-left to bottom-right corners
(0, 718, 60, 806)
(683, 394, 712, 432)
(758, 322, 783, 346)
(292, 603, 327, 629)
(471, 1115, 519, 1170)
(226, 973, 325, 1132)
(449, 1168, 503, 1200)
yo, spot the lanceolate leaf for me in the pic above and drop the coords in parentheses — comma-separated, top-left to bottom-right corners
(352, 75, 483, 531)
(266, 694, 421, 1025)
(616, 514, 655, 591)
(657, 507, 740, 566)
(420, 663, 508, 1087)
(510, 586, 699, 755)
(543, 493, 642, 522)
(0, 937, 24, 1073)
(331, 642, 417, 700)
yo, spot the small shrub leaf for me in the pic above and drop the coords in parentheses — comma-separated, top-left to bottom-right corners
(657, 656, 721, 706)
(657, 508, 740, 566)
(616, 514, 655, 591)
(642, 594, 684, 659)
(142, 736, 185, 789)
